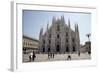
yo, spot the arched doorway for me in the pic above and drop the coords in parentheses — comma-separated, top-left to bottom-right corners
(66, 46, 69, 52)
(43, 47, 45, 53)
(48, 47, 50, 52)
(72, 46, 75, 52)
(56, 45, 60, 52)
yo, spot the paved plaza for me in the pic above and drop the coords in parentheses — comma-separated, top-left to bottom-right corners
(23, 53, 91, 63)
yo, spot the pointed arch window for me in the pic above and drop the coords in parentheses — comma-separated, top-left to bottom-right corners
(57, 34, 59, 38)
(43, 40, 45, 44)
(49, 40, 51, 44)
(43, 47, 45, 52)
(66, 39, 68, 43)
(72, 38, 75, 43)
(49, 34, 51, 38)
(73, 46, 75, 52)
(66, 46, 69, 52)
(66, 32, 68, 36)
(57, 25, 60, 31)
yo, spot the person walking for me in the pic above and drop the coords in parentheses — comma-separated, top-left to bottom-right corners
(32, 51, 36, 61)
(53, 53, 54, 58)
(48, 52, 50, 59)
(50, 53, 52, 58)
(78, 52, 80, 56)
(67, 54, 71, 60)
(29, 52, 33, 62)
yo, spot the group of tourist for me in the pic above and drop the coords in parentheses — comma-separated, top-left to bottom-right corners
(29, 51, 36, 62)
(48, 52, 55, 59)
(28, 51, 90, 62)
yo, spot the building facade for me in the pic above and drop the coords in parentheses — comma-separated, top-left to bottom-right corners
(39, 16, 80, 54)
(80, 41, 91, 53)
(23, 35, 39, 53)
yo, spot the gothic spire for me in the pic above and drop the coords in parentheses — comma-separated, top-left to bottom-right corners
(61, 15, 65, 24)
(75, 24, 77, 32)
(39, 27, 43, 37)
(68, 18, 71, 28)
(47, 22, 49, 30)
(76, 24, 79, 32)
(52, 16, 56, 24)
(75, 23, 79, 32)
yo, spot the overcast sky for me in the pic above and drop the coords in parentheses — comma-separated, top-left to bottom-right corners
(23, 10, 91, 45)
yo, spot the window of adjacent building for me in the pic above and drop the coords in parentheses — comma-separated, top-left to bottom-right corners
(28, 43, 30, 46)
(25, 42, 27, 45)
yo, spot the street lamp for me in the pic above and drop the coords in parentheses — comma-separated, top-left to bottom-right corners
(86, 33, 91, 54)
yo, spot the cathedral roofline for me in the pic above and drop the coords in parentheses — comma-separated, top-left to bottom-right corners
(41, 16, 79, 36)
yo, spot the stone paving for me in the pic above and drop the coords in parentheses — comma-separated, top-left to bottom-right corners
(23, 52, 91, 63)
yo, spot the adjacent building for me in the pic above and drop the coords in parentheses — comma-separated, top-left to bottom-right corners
(23, 35, 39, 53)
(39, 16, 80, 54)
(80, 41, 91, 53)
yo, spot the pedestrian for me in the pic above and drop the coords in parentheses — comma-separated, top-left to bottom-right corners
(88, 51, 91, 55)
(29, 52, 33, 62)
(53, 53, 54, 58)
(48, 52, 50, 59)
(50, 53, 52, 58)
(67, 54, 71, 60)
(78, 52, 80, 56)
(32, 51, 36, 61)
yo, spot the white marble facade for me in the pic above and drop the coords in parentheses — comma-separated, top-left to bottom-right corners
(39, 16, 80, 54)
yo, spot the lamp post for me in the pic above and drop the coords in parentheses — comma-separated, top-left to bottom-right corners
(86, 33, 91, 42)
(86, 33, 91, 54)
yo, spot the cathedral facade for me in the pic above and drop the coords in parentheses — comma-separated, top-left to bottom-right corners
(39, 16, 80, 54)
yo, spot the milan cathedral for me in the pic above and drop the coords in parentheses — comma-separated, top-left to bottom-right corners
(39, 16, 80, 54)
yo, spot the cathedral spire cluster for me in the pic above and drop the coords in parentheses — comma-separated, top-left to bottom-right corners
(52, 15, 65, 25)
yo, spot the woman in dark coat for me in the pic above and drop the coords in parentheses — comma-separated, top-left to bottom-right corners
(32, 51, 36, 61)
(29, 52, 33, 62)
